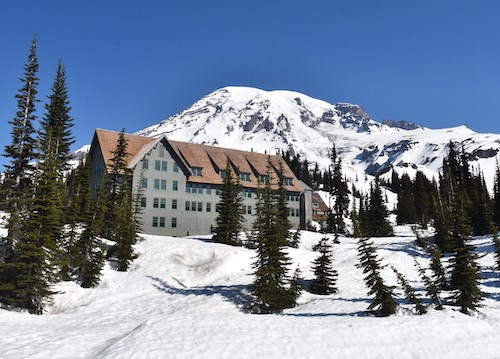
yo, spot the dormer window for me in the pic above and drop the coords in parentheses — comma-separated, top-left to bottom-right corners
(192, 167, 202, 176)
(239, 172, 251, 182)
(259, 175, 269, 184)
(219, 169, 226, 178)
(284, 177, 293, 186)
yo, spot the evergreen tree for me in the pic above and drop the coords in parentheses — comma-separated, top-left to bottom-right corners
(326, 144, 349, 236)
(275, 161, 293, 247)
(492, 230, 500, 272)
(391, 266, 426, 315)
(414, 259, 443, 310)
(213, 160, 245, 246)
(493, 160, 500, 227)
(396, 174, 418, 225)
(448, 194, 484, 314)
(251, 159, 299, 313)
(310, 237, 338, 295)
(368, 177, 393, 237)
(1, 36, 39, 263)
(106, 130, 138, 271)
(356, 237, 397, 316)
(426, 245, 448, 290)
(290, 228, 300, 248)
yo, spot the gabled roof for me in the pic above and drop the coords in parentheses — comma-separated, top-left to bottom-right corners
(312, 192, 329, 212)
(92, 128, 303, 192)
(93, 128, 156, 169)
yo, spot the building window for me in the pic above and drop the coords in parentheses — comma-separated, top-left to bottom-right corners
(206, 202, 211, 212)
(245, 205, 252, 215)
(186, 183, 191, 193)
(185, 201, 190, 211)
(197, 202, 203, 212)
(198, 185, 203, 194)
(192, 167, 202, 176)
(172, 199, 178, 209)
(173, 163, 179, 172)
(152, 217, 158, 227)
(219, 169, 226, 178)
(259, 175, 269, 184)
(155, 160, 161, 171)
(159, 146, 165, 158)
(206, 185, 211, 195)
(215, 188, 221, 196)
(159, 217, 165, 228)
(154, 179, 160, 189)
(160, 198, 166, 209)
(160, 179, 167, 190)
(140, 197, 147, 208)
(172, 217, 177, 228)
(239, 172, 251, 182)
(153, 198, 159, 208)
(162, 161, 167, 171)
(191, 201, 197, 211)
(141, 178, 148, 189)
(243, 189, 252, 198)
(284, 177, 293, 186)
(142, 159, 149, 170)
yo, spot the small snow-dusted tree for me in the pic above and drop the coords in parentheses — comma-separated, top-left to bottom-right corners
(414, 259, 443, 310)
(391, 265, 426, 315)
(310, 237, 338, 295)
(290, 228, 300, 248)
(426, 245, 448, 290)
(356, 237, 397, 316)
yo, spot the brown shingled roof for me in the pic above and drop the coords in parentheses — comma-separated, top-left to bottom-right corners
(93, 129, 303, 192)
(94, 128, 156, 170)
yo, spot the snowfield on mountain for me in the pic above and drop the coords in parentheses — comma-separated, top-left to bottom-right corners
(138, 86, 500, 190)
(2, 225, 500, 358)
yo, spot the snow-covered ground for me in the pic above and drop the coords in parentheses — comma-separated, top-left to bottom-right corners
(2, 227, 500, 358)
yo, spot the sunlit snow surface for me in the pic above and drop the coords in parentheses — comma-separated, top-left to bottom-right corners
(2, 226, 500, 358)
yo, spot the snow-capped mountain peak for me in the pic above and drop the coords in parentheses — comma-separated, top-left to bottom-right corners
(137, 86, 500, 190)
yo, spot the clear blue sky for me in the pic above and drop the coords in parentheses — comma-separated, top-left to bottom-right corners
(1, 0, 500, 167)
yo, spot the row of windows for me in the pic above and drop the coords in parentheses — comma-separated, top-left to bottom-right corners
(152, 216, 177, 228)
(186, 183, 212, 194)
(288, 194, 300, 202)
(141, 178, 178, 191)
(142, 159, 180, 173)
(185, 201, 212, 212)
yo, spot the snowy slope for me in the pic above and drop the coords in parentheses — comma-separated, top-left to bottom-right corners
(137, 87, 500, 190)
(2, 229, 500, 358)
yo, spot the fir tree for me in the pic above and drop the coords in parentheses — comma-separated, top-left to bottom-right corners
(368, 177, 393, 237)
(310, 237, 338, 295)
(251, 159, 299, 313)
(426, 245, 448, 290)
(2, 36, 40, 263)
(448, 194, 484, 314)
(290, 228, 300, 248)
(213, 160, 245, 246)
(492, 230, 500, 272)
(275, 161, 293, 247)
(356, 237, 397, 316)
(391, 266, 426, 315)
(326, 144, 349, 236)
(396, 174, 418, 225)
(414, 259, 443, 310)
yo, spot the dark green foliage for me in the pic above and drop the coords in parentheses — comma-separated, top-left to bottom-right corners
(325, 144, 349, 236)
(251, 159, 299, 313)
(356, 237, 397, 316)
(290, 229, 300, 248)
(414, 259, 443, 310)
(448, 194, 484, 314)
(391, 265, 426, 315)
(426, 245, 448, 290)
(310, 237, 338, 295)
(494, 161, 500, 227)
(106, 130, 138, 272)
(275, 161, 293, 247)
(2, 36, 40, 263)
(213, 160, 245, 246)
(396, 174, 418, 225)
(492, 230, 500, 271)
(368, 177, 393, 237)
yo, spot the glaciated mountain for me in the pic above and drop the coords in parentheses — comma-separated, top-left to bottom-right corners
(137, 86, 500, 189)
